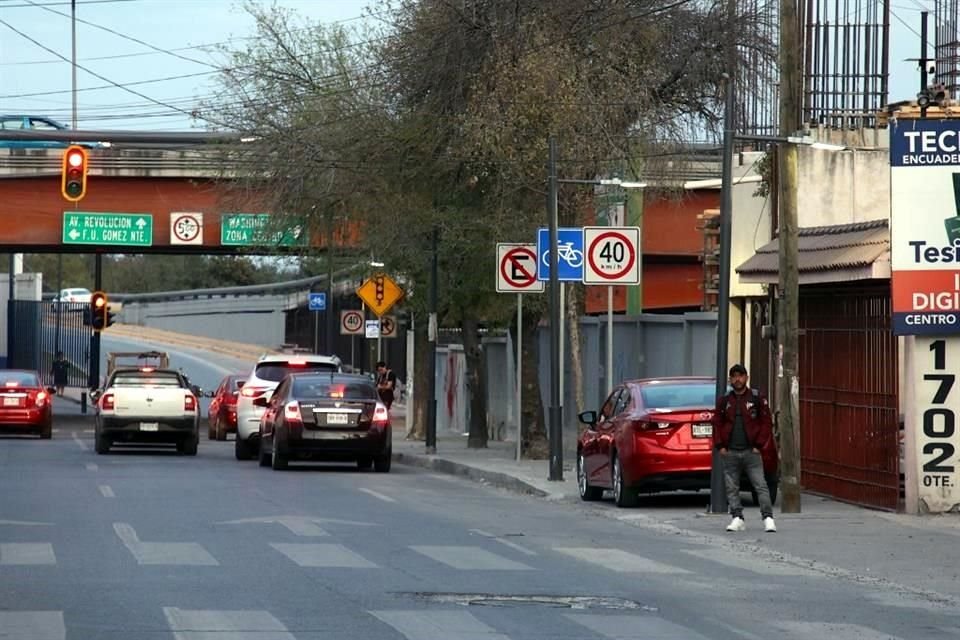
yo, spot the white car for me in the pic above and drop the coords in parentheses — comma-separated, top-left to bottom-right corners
(53, 287, 92, 304)
(234, 353, 342, 460)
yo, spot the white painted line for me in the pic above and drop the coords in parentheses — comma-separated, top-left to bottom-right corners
(775, 622, 906, 640)
(270, 543, 378, 568)
(682, 549, 817, 577)
(371, 610, 511, 640)
(0, 519, 53, 526)
(85, 463, 98, 472)
(0, 612, 65, 640)
(358, 488, 397, 503)
(113, 522, 219, 566)
(163, 607, 295, 640)
(411, 545, 533, 570)
(98, 485, 115, 498)
(568, 613, 712, 640)
(554, 547, 690, 574)
(72, 433, 88, 451)
(1, 543, 56, 565)
(468, 529, 537, 556)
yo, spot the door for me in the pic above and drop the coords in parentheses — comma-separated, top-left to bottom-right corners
(588, 388, 622, 486)
(603, 388, 633, 479)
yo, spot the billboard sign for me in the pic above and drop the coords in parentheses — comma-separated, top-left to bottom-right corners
(891, 119, 960, 335)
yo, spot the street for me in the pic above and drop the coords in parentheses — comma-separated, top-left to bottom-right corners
(1, 417, 958, 639)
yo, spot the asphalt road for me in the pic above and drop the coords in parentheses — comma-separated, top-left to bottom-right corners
(1, 414, 958, 639)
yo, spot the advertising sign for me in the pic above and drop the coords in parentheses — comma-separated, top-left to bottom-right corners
(891, 120, 960, 335)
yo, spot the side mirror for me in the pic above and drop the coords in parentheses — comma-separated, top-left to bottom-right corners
(252, 396, 270, 408)
(578, 410, 598, 425)
(206, 390, 217, 398)
(89, 389, 102, 402)
(237, 381, 245, 389)
(46, 386, 56, 395)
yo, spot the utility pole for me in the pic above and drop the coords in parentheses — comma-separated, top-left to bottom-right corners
(326, 211, 335, 354)
(547, 136, 563, 481)
(778, 0, 803, 513)
(425, 225, 439, 455)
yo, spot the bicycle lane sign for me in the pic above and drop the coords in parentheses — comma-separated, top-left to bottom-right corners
(537, 227, 584, 281)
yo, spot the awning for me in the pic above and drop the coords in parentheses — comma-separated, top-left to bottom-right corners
(736, 219, 890, 285)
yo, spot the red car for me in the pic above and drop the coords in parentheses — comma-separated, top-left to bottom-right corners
(0, 370, 55, 439)
(207, 374, 246, 441)
(577, 377, 778, 507)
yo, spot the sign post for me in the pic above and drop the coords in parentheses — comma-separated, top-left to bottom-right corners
(582, 227, 641, 395)
(497, 243, 544, 461)
(891, 119, 960, 513)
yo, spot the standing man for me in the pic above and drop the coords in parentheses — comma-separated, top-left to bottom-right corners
(51, 351, 69, 397)
(712, 363, 777, 533)
(375, 360, 397, 410)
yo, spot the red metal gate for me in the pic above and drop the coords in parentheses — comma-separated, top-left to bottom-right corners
(798, 284, 900, 510)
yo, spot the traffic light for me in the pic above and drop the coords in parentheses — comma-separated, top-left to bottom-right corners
(90, 291, 108, 331)
(61, 145, 88, 202)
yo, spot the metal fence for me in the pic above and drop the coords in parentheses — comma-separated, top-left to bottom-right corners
(9, 300, 90, 388)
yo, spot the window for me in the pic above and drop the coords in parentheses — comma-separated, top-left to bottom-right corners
(599, 388, 622, 419)
(254, 361, 338, 382)
(0, 371, 39, 387)
(29, 118, 60, 131)
(292, 377, 376, 400)
(639, 383, 716, 409)
(111, 371, 182, 387)
(614, 389, 631, 415)
(0, 117, 25, 130)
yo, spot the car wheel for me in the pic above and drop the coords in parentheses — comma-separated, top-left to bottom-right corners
(39, 423, 52, 440)
(178, 431, 199, 456)
(271, 443, 288, 471)
(207, 419, 215, 440)
(235, 435, 254, 460)
(612, 453, 638, 508)
(357, 456, 373, 471)
(258, 436, 271, 467)
(577, 452, 603, 501)
(94, 424, 110, 455)
(216, 421, 228, 442)
(373, 448, 391, 473)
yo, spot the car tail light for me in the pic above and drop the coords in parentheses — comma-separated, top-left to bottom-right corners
(372, 402, 389, 427)
(35, 391, 48, 407)
(635, 420, 675, 431)
(241, 386, 268, 398)
(184, 394, 197, 412)
(101, 393, 115, 411)
(284, 401, 302, 422)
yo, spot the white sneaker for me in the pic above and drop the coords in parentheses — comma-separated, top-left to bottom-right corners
(726, 516, 746, 532)
(764, 517, 777, 533)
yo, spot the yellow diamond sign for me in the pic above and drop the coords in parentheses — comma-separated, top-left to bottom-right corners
(356, 273, 404, 317)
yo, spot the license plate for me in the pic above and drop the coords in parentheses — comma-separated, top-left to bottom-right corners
(692, 423, 712, 438)
(326, 413, 349, 425)
(2, 397, 19, 406)
(140, 422, 159, 432)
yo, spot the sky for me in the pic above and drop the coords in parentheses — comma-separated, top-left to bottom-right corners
(0, 0, 943, 134)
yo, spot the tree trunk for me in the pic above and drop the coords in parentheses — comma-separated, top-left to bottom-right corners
(566, 283, 585, 434)
(407, 316, 429, 440)
(461, 315, 488, 448)
(514, 308, 547, 458)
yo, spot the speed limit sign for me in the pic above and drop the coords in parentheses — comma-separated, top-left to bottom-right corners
(340, 310, 364, 335)
(583, 226, 641, 285)
(170, 212, 203, 245)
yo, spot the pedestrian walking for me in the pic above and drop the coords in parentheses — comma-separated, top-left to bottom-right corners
(712, 363, 777, 533)
(51, 352, 69, 396)
(375, 361, 397, 410)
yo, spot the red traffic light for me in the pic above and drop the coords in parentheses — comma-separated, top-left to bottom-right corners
(61, 145, 88, 202)
(90, 291, 108, 331)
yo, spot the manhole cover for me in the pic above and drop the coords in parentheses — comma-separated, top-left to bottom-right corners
(407, 593, 656, 611)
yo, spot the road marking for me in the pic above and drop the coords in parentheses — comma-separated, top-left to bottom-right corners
(469, 529, 537, 556)
(0, 519, 53, 526)
(0, 543, 56, 565)
(98, 485, 115, 498)
(774, 622, 906, 640)
(681, 549, 817, 577)
(217, 515, 379, 536)
(85, 463, 98, 472)
(270, 543, 378, 568)
(71, 433, 88, 451)
(553, 547, 690, 574)
(370, 610, 511, 640)
(410, 545, 533, 570)
(567, 613, 712, 640)
(163, 608, 295, 640)
(113, 522, 219, 566)
(358, 488, 397, 503)
(0, 612, 65, 640)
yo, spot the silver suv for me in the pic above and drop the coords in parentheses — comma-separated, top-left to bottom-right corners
(234, 353, 342, 460)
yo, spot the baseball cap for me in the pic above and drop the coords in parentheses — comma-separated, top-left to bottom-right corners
(729, 364, 748, 376)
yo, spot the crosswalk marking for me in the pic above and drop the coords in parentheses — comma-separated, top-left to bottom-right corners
(98, 485, 115, 498)
(70, 433, 88, 450)
(85, 463, 98, 472)
(163, 607, 295, 640)
(567, 613, 712, 640)
(0, 612, 65, 640)
(469, 530, 538, 557)
(0, 543, 56, 565)
(370, 609, 511, 640)
(410, 545, 533, 570)
(774, 622, 906, 640)
(113, 523, 219, 566)
(358, 487, 397, 503)
(270, 543, 378, 568)
(553, 547, 690, 574)
(681, 549, 816, 576)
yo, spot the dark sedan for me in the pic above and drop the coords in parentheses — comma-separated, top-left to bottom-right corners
(255, 372, 391, 471)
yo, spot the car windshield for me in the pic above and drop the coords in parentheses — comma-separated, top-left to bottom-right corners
(254, 361, 338, 382)
(292, 377, 377, 400)
(640, 383, 716, 409)
(112, 371, 182, 387)
(0, 371, 39, 387)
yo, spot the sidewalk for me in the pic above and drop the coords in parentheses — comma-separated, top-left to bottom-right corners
(392, 432, 960, 606)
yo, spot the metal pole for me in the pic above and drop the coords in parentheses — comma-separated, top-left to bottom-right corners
(559, 282, 565, 411)
(6, 254, 15, 368)
(89, 254, 102, 391)
(377, 331, 383, 362)
(426, 225, 439, 454)
(607, 285, 614, 395)
(710, 70, 736, 514)
(54, 254, 62, 355)
(516, 294, 523, 463)
(547, 136, 563, 481)
(313, 309, 319, 353)
(71, 0, 78, 129)
(326, 212, 335, 354)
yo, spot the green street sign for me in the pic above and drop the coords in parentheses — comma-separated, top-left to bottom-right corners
(62, 212, 153, 246)
(220, 213, 305, 247)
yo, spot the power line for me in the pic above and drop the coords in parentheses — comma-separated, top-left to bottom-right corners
(0, 0, 137, 7)
(0, 70, 217, 99)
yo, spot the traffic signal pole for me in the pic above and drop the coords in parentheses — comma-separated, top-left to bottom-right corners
(89, 255, 102, 391)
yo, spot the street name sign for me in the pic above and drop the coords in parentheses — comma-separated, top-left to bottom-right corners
(63, 212, 153, 246)
(220, 214, 305, 247)
(497, 243, 544, 293)
(583, 226, 641, 285)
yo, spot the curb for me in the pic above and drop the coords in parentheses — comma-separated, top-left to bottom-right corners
(392, 452, 549, 498)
